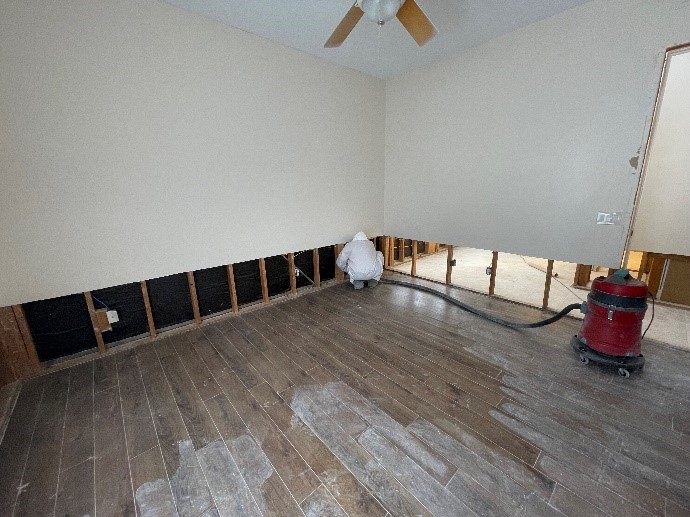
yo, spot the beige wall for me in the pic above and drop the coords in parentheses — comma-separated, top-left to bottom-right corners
(384, 0, 690, 267)
(630, 49, 690, 256)
(0, 0, 385, 306)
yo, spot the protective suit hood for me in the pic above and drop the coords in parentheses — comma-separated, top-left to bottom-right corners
(353, 232, 368, 241)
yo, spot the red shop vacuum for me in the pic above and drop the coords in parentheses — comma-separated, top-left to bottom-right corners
(571, 269, 651, 378)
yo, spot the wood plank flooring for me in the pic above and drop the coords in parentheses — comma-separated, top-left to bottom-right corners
(1, 273, 690, 516)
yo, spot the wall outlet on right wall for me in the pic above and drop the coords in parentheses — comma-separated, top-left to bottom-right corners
(596, 212, 622, 225)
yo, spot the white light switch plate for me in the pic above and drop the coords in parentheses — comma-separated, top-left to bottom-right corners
(106, 310, 119, 324)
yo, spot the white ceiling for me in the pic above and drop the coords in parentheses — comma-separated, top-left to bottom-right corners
(161, 0, 592, 79)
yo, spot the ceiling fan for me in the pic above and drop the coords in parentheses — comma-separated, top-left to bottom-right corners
(325, 0, 437, 48)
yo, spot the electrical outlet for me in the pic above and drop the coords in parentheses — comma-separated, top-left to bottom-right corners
(596, 212, 622, 225)
(106, 310, 119, 324)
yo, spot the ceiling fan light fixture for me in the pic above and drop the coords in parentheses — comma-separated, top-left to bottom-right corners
(360, 0, 404, 25)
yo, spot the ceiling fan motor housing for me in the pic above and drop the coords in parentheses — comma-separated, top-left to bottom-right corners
(360, 0, 404, 24)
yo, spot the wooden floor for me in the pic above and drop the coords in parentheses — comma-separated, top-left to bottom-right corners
(1, 273, 690, 516)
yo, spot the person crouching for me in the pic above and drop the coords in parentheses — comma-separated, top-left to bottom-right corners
(335, 232, 384, 289)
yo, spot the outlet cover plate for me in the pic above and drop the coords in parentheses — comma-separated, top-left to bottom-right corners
(597, 212, 622, 225)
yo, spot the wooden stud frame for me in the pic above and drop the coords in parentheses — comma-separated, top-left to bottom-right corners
(287, 253, 297, 295)
(84, 292, 107, 353)
(636, 252, 648, 280)
(574, 264, 592, 287)
(542, 260, 554, 309)
(335, 244, 345, 281)
(397, 238, 405, 263)
(140, 280, 157, 338)
(312, 249, 321, 288)
(489, 251, 498, 295)
(11, 305, 41, 371)
(259, 258, 270, 304)
(187, 271, 202, 325)
(226, 264, 239, 313)
(411, 240, 418, 277)
(445, 246, 453, 285)
(388, 237, 395, 266)
(383, 237, 390, 268)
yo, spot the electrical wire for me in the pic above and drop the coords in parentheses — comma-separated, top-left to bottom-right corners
(379, 279, 582, 329)
(280, 255, 315, 286)
(91, 294, 109, 310)
(519, 255, 585, 302)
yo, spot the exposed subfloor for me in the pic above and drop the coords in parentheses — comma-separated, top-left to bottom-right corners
(391, 247, 690, 351)
(1, 274, 690, 516)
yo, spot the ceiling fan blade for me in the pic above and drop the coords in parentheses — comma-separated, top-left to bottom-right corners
(324, 3, 363, 48)
(396, 0, 437, 46)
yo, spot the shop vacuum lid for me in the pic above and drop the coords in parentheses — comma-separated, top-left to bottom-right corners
(591, 269, 648, 298)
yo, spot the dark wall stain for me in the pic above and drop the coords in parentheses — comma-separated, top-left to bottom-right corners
(629, 156, 639, 169)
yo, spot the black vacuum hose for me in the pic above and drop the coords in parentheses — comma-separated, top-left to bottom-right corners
(379, 279, 582, 329)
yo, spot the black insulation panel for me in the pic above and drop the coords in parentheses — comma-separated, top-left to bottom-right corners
(147, 273, 194, 330)
(92, 283, 149, 345)
(264, 255, 291, 298)
(294, 250, 315, 288)
(233, 259, 263, 306)
(319, 246, 336, 281)
(195, 266, 232, 316)
(23, 294, 97, 362)
(417, 241, 426, 254)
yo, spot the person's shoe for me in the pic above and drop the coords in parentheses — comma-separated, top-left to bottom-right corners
(353, 281, 365, 290)
(368, 280, 378, 288)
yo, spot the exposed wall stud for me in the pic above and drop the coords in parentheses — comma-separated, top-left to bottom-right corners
(397, 238, 405, 262)
(140, 280, 157, 338)
(388, 237, 395, 265)
(84, 292, 107, 353)
(411, 240, 418, 277)
(445, 246, 454, 285)
(226, 264, 239, 313)
(287, 253, 297, 295)
(10, 305, 41, 371)
(489, 251, 499, 295)
(259, 258, 270, 303)
(383, 237, 390, 268)
(312, 249, 321, 288)
(646, 255, 666, 297)
(335, 244, 345, 281)
(187, 271, 202, 325)
(542, 260, 554, 309)
(574, 264, 592, 287)
(0, 307, 38, 382)
(637, 252, 648, 280)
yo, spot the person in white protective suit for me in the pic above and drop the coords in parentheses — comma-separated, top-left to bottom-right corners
(336, 232, 384, 289)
